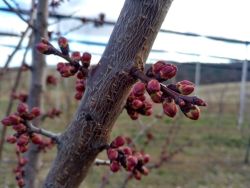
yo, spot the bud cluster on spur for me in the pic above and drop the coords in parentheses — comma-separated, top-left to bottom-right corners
(127, 61, 207, 120)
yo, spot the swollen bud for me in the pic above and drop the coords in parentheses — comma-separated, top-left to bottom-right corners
(110, 136, 125, 148)
(159, 64, 177, 80)
(152, 61, 166, 75)
(150, 91, 162, 103)
(17, 103, 29, 115)
(132, 82, 146, 97)
(31, 134, 43, 145)
(36, 42, 54, 55)
(1, 117, 12, 126)
(162, 98, 178, 118)
(126, 156, 138, 171)
(71, 52, 81, 62)
(107, 148, 119, 160)
(110, 161, 120, 172)
(58, 37, 69, 56)
(176, 80, 195, 95)
(146, 79, 161, 94)
(6, 135, 17, 144)
(131, 99, 143, 110)
(31, 107, 41, 117)
(182, 105, 200, 120)
(81, 52, 91, 68)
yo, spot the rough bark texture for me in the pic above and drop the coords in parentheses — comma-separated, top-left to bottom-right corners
(24, 1, 48, 188)
(44, 0, 173, 187)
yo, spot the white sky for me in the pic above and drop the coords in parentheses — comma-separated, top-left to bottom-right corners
(0, 0, 250, 67)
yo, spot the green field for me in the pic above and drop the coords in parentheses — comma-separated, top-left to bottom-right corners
(0, 71, 250, 188)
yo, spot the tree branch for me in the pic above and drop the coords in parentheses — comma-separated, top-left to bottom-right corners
(94, 159, 110, 166)
(2, 0, 36, 30)
(44, 1, 174, 187)
(24, 121, 60, 144)
(130, 67, 207, 107)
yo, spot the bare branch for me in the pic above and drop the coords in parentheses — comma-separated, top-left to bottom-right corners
(94, 159, 110, 166)
(25, 121, 60, 144)
(0, 34, 33, 162)
(2, 0, 35, 30)
(0, 26, 30, 77)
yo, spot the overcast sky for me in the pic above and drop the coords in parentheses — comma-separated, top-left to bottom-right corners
(0, 0, 249, 67)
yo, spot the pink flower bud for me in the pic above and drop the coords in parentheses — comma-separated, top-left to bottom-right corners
(159, 64, 177, 80)
(18, 157, 28, 166)
(81, 52, 92, 62)
(152, 61, 166, 75)
(123, 146, 133, 155)
(1, 117, 12, 126)
(126, 156, 138, 171)
(71, 51, 81, 61)
(176, 80, 195, 95)
(57, 62, 65, 71)
(58, 37, 69, 55)
(17, 103, 29, 115)
(17, 134, 29, 146)
(58, 37, 68, 48)
(143, 101, 153, 110)
(131, 99, 143, 110)
(75, 83, 85, 92)
(132, 82, 146, 97)
(110, 161, 120, 172)
(150, 91, 162, 103)
(31, 134, 43, 145)
(110, 136, 125, 148)
(183, 105, 200, 120)
(31, 107, 41, 117)
(147, 79, 161, 93)
(6, 135, 17, 144)
(163, 98, 178, 118)
(36, 42, 54, 55)
(9, 114, 21, 125)
(107, 148, 119, 160)
(143, 154, 150, 164)
(76, 71, 84, 79)
(74, 92, 83, 100)
(81, 52, 91, 67)
(12, 123, 27, 133)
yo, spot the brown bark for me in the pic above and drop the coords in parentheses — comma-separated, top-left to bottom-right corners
(24, 0, 49, 188)
(44, 0, 173, 187)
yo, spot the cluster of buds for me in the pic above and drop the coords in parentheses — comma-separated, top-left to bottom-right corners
(11, 92, 28, 103)
(13, 151, 28, 187)
(2, 103, 54, 187)
(107, 136, 150, 180)
(1, 103, 42, 152)
(125, 82, 153, 120)
(36, 37, 92, 101)
(146, 61, 177, 81)
(46, 75, 57, 86)
(44, 107, 62, 119)
(128, 61, 206, 120)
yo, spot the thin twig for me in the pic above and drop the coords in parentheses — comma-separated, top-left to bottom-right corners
(0, 26, 30, 77)
(0, 34, 33, 162)
(94, 159, 110, 166)
(2, 0, 35, 30)
(25, 121, 60, 144)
